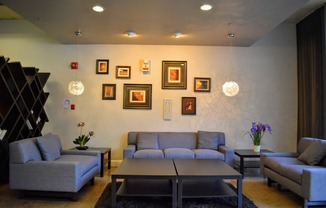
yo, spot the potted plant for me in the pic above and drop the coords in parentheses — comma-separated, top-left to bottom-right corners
(73, 122, 94, 150)
(246, 122, 272, 152)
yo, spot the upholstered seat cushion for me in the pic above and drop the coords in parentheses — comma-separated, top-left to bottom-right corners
(264, 157, 305, 170)
(57, 155, 98, 176)
(276, 165, 325, 184)
(133, 149, 164, 158)
(194, 149, 225, 159)
(164, 148, 194, 159)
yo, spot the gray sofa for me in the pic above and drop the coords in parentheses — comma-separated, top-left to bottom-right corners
(261, 137, 326, 208)
(9, 133, 100, 201)
(123, 131, 234, 165)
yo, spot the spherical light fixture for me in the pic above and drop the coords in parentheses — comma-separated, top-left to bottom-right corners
(68, 81, 85, 96)
(93, 5, 104, 12)
(222, 81, 239, 97)
(200, 4, 213, 11)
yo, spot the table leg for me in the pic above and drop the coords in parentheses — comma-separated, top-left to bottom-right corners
(111, 176, 117, 207)
(237, 178, 243, 208)
(107, 149, 111, 169)
(240, 156, 244, 178)
(172, 179, 177, 208)
(100, 153, 104, 177)
(178, 179, 183, 208)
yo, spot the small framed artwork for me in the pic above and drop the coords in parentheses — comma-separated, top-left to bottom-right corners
(123, 84, 152, 109)
(102, 84, 116, 100)
(182, 97, 196, 115)
(96, 59, 109, 74)
(162, 61, 187, 89)
(194, 77, 211, 92)
(116, 66, 131, 79)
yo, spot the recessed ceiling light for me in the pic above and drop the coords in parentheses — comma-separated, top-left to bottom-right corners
(126, 31, 136, 37)
(172, 32, 182, 38)
(200, 4, 212, 11)
(93, 5, 104, 12)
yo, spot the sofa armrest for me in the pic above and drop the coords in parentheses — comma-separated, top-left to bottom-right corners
(218, 145, 234, 166)
(123, 145, 136, 159)
(302, 168, 326, 201)
(9, 161, 82, 192)
(260, 152, 299, 174)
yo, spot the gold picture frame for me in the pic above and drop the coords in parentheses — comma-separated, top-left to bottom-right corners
(162, 61, 187, 89)
(102, 84, 116, 100)
(116, 66, 131, 79)
(194, 77, 211, 92)
(123, 84, 152, 109)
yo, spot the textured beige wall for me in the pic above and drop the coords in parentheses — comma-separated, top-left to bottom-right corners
(0, 20, 297, 162)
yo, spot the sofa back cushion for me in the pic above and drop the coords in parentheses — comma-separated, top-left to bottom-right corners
(9, 138, 42, 164)
(298, 139, 326, 165)
(197, 131, 225, 149)
(297, 137, 319, 154)
(158, 132, 197, 149)
(137, 133, 159, 150)
(36, 133, 62, 161)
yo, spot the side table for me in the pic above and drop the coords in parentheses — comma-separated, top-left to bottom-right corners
(70, 147, 111, 177)
(234, 149, 272, 178)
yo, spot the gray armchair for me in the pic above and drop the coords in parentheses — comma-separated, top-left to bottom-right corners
(9, 133, 100, 201)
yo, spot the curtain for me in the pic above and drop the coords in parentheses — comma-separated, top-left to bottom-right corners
(296, 6, 325, 142)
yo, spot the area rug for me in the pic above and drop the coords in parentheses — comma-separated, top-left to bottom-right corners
(95, 182, 258, 208)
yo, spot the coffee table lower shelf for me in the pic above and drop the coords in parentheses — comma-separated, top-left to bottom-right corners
(117, 179, 174, 197)
(181, 179, 237, 198)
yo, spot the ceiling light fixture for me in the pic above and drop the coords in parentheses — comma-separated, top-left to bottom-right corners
(172, 32, 182, 38)
(93, 5, 104, 12)
(200, 4, 213, 11)
(68, 30, 84, 96)
(126, 31, 136, 37)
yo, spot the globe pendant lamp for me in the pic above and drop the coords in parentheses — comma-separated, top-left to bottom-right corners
(223, 24, 240, 97)
(222, 81, 239, 97)
(68, 30, 84, 96)
(68, 81, 84, 96)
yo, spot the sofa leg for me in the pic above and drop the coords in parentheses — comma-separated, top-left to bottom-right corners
(71, 193, 78, 202)
(90, 177, 95, 185)
(303, 199, 308, 208)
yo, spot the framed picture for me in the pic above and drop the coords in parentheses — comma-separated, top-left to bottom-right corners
(162, 61, 187, 89)
(182, 97, 196, 115)
(116, 66, 131, 79)
(102, 84, 116, 100)
(123, 84, 152, 109)
(96, 59, 109, 74)
(194, 77, 211, 92)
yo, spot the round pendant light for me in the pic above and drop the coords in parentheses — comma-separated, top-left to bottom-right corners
(222, 81, 239, 97)
(68, 81, 85, 96)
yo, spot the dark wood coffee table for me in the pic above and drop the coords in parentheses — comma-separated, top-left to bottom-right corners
(174, 159, 242, 208)
(111, 158, 178, 208)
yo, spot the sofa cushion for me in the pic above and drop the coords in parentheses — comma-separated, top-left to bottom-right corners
(277, 165, 325, 184)
(194, 149, 224, 159)
(164, 148, 194, 159)
(9, 138, 42, 164)
(36, 134, 62, 161)
(298, 140, 326, 165)
(137, 133, 159, 150)
(57, 155, 98, 176)
(133, 149, 164, 158)
(158, 133, 197, 149)
(197, 131, 219, 150)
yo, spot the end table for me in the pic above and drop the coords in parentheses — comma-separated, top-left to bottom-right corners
(70, 147, 111, 177)
(234, 149, 272, 178)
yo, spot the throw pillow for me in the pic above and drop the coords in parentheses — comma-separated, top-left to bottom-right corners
(197, 131, 218, 150)
(36, 133, 62, 161)
(298, 139, 326, 165)
(137, 133, 159, 150)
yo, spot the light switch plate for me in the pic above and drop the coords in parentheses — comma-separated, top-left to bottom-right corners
(163, 99, 172, 120)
